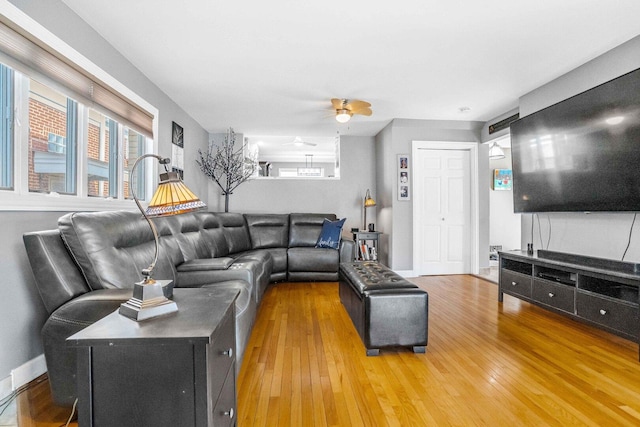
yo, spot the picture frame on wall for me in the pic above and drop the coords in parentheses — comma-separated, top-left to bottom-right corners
(171, 121, 185, 178)
(493, 168, 512, 191)
(398, 154, 410, 201)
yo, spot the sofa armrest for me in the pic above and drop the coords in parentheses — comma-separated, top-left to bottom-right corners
(340, 239, 356, 263)
(177, 257, 235, 272)
(43, 289, 132, 407)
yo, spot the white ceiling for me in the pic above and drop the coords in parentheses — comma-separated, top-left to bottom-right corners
(61, 0, 640, 138)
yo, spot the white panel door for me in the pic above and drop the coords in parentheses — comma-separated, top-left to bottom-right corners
(415, 148, 471, 275)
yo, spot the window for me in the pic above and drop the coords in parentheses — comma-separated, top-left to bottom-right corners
(0, 13, 158, 211)
(29, 80, 77, 195)
(124, 127, 146, 200)
(0, 63, 12, 190)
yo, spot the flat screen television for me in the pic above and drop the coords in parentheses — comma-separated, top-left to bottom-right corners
(510, 67, 640, 213)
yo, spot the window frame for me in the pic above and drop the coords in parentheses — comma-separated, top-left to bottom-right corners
(0, 3, 159, 212)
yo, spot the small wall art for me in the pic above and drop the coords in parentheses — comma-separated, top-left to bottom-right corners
(171, 121, 184, 179)
(493, 168, 512, 191)
(398, 154, 410, 201)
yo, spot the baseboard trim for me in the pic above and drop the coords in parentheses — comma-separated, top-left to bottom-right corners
(11, 354, 47, 391)
(394, 269, 416, 278)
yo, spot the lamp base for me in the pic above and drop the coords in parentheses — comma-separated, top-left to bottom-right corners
(119, 279, 178, 321)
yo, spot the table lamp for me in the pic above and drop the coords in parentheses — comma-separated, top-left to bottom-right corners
(119, 154, 206, 321)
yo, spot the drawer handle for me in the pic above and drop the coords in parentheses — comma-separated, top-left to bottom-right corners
(548, 292, 555, 298)
(223, 408, 235, 419)
(222, 348, 234, 358)
(599, 309, 607, 316)
(511, 281, 517, 286)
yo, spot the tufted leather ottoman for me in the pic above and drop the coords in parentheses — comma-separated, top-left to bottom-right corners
(339, 262, 428, 356)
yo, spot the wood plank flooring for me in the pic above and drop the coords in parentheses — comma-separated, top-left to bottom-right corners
(237, 276, 640, 426)
(17, 275, 640, 426)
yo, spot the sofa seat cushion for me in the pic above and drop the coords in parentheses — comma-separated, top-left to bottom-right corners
(177, 257, 235, 272)
(288, 247, 339, 273)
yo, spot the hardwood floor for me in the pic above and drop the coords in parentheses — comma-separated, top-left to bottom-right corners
(237, 276, 640, 426)
(17, 276, 640, 426)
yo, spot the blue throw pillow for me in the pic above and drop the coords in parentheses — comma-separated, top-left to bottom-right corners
(315, 218, 346, 249)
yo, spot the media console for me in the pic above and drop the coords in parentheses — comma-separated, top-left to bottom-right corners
(498, 250, 640, 359)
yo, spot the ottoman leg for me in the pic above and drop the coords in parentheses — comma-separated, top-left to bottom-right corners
(413, 346, 426, 354)
(366, 348, 380, 356)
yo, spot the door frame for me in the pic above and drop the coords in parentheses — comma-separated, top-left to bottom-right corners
(412, 140, 479, 276)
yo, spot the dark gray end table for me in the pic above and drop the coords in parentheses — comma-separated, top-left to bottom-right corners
(67, 288, 238, 427)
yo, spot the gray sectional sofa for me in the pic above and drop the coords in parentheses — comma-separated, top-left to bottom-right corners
(23, 210, 354, 407)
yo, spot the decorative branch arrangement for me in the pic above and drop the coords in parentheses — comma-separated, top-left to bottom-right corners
(196, 128, 256, 212)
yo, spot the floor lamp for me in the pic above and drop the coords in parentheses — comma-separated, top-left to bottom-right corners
(363, 189, 376, 231)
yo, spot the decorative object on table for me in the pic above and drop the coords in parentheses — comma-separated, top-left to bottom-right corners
(171, 121, 185, 179)
(363, 189, 376, 230)
(368, 223, 375, 232)
(119, 154, 206, 321)
(197, 128, 256, 212)
(315, 217, 346, 249)
(493, 169, 512, 191)
(488, 141, 505, 160)
(398, 154, 410, 201)
(331, 98, 372, 123)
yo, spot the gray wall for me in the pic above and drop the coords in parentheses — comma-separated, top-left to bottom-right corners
(205, 135, 376, 236)
(518, 35, 640, 261)
(375, 119, 488, 272)
(1, 0, 210, 380)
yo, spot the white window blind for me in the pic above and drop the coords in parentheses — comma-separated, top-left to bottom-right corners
(0, 19, 153, 137)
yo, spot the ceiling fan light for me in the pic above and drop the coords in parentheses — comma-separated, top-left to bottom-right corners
(336, 109, 352, 123)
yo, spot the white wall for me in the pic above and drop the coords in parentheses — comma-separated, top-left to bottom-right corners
(489, 148, 521, 252)
(518, 35, 640, 261)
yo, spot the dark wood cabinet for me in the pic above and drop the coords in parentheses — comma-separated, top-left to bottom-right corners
(499, 250, 640, 359)
(68, 288, 238, 427)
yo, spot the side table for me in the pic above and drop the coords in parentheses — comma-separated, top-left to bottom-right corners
(67, 288, 238, 427)
(353, 231, 382, 262)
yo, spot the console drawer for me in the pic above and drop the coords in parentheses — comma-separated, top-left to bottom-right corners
(500, 269, 532, 299)
(533, 279, 575, 313)
(208, 306, 235, 405)
(576, 291, 639, 337)
(212, 365, 236, 427)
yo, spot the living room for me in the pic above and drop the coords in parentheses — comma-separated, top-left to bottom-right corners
(2, 1, 640, 425)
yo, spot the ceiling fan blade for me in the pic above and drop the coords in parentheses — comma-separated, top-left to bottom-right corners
(346, 100, 371, 111)
(353, 107, 373, 116)
(331, 98, 345, 110)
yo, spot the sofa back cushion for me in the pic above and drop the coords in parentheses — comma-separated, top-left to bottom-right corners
(217, 213, 252, 254)
(58, 211, 181, 290)
(157, 212, 229, 260)
(289, 213, 337, 247)
(245, 214, 289, 249)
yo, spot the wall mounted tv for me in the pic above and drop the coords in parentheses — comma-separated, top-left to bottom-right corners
(510, 67, 640, 213)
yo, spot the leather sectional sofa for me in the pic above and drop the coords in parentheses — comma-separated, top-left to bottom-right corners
(23, 210, 354, 407)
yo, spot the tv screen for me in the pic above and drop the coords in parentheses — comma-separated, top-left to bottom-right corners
(510, 67, 640, 213)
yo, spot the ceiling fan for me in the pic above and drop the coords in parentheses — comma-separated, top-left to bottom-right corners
(331, 98, 372, 123)
(282, 136, 317, 147)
